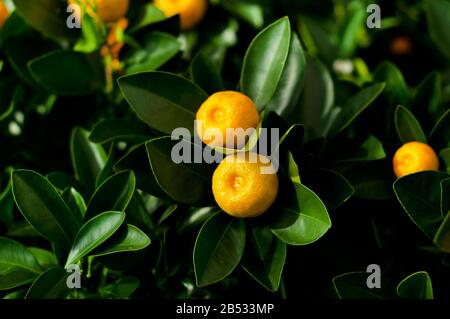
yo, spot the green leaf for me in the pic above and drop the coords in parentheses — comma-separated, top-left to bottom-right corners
(118, 72, 208, 135)
(90, 119, 150, 144)
(411, 72, 442, 121)
(84, 171, 136, 220)
(440, 149, 450, 174)
(241, 17, 291, 110)
(114, 144, 165, 197)
(158, 204, 178, 224)
(0, 269, 37, 290)
(61, 187, 86, 221)
(74, 12, 106, 53)
(397, 271, 434, 299)
(46, 172, 86, 196)
(297, 56, 335, 138)
(373, 62, 410, 106)
(29, 50, 104, 96)
(241, 225, 286, 292)
(393, 171, 449, 238)
(13, 0, 78, 41)
(25, 268, 69, 299)
(90, 224, 150, 257)
(328, 83, 385, 137)
(337, 2, 365, 58)
(0, 237, 42, 274)
(125, 32, 180, 74)
(65, 211, 125, 267)
(429, 108, 450, 150)
(425, 0, 450, 59)
(394, 105, 427, 143)
(221, 0, 264, 29)
(28, 247, 59, 270)
(286, 152, 301, 184)
(266, 33, 306, 121)
(99, 276, 140, 299)
(194, 213, 246, 287)
(333, 271, 395, 299)
(70, 127, 107, 192)
(146, 137, 214, 205)
(434, 209, 450, 253)
(3, 289, 27, 299)
(190, 51, 224, 95)
(271, 183, 331, 245)
(326, 135, 386, 163)
(12, 170, 81, 247)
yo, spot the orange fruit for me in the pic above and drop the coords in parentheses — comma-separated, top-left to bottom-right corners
(393, 141, 439, 178)
(0, 1, 9, 28)
(196, 91, 260, 149)
(153, 0, 208, 30)
(212, 152, 279, 218)
(390, 36, 412, 55)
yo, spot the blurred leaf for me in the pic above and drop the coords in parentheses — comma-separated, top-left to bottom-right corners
(13, 0, 79, 41)
(91, 224, 150, 257)
(221, 0, 264, 29)
(0, 179, 13, 226)
(70, 127, 107, 192)
(374, 62, 410, 106)
(434, 209, 450, 253)
(241, 17, 291, 110)
(0, 237, 42, 274)
(271, 183, 331, 245)
(241, 225, 286, 292)
(146, 137, 215, 206)
(65, 211, 125, 267)
(84, 171, 135, 220)
(74, 12, 106, 53)
(6, 221, 42, 238)
(328, 83, 385, 137)
(118, 72, 207, 135)
(130, 4, 166, 32)
(125, 32, 180, 74)
(394, 105, 427, 143)
(29, 50, 104, 96)
(397, 271, 433, 299)
(190, 51, 224, 95)
(25, 268, 69, 299)
(3, 289, 27, 299)
(411, 72, 442, 121)
(338, 2, 365, 58)
(99, 276, 140, 298)
(429, 108, 450, 150)
(425, 0, 450, 59)
(194, 213, 246, 287)
(393, 171, 449, 238)
(89, 118, 150, 144)
(12, 170, 81, 247)
(441, 148, 450, 173)
(333, 271, 395, 299)
(266, 34, 305, 121)
(28, 247, 59, 270)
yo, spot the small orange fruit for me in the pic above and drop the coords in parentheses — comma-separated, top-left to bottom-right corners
(153, 0, 208, 30)
(393, 141, 439, 178)
(390, 36, 412, 55)
(196, 91, 260, 149)
(0, 1, 9, 28)
(212, 152, 279, 218)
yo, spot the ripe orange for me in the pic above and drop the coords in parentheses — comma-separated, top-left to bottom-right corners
(212, 152, 279, 218)
(393, 141, 439, 178)
(196, 91, 260, 149)
(0, 1, 9, 28)
(153, 0, 208, 30)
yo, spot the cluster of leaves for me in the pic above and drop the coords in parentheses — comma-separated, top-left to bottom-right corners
(0, 0, 449, 299)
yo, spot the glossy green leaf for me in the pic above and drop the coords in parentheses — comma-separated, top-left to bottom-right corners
(221, 0, 263, 29)
(393, 171, 449, 238)
(125, 32, 180, 74)
(12, 170, 81, 247)
(90, 119, 150, 144)
(190, 51, 224, 95)
(429, 108, 450, 150)
(65, 211, 125, 267)
(118, 72, 208, 135)
(70, 127, 107, 192)
(241, 226, 286, 292)
(91, 224, 150, 257)
(394, 105, 427, 143)
(25, 268, 69, 299)
(99, 276, 140, 299)
(397, 271, 433, 299)
(84, 171, 135, 220)
(146, 137, 215, 206)
(13, 0, 78, 41)
(286, 152, 301, 184)
(194, 213, 246, 287)
(61, 187, 86, 221)
(271, 183, 331, 245)
(29, 50, 103, 96)
(373, 62, 410, 106)
(328, 83, 385, 137)
(266, 34, 305, 120)
(425, 0, 450, 59)
(333, 271, 395, 299)
(241, 17, 291, 110)
(28, 247, 59, 270)
(114, 143, 165, 197)
(0, 237, 42, 274)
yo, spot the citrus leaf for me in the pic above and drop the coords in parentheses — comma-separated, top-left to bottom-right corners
(190, 51, 224, 95)
(25, 268, 69, 299)
(394, 105, 427, 143)
(425, 0, 450, 59)
(397, 271, 434, 299)
(0, 237, 42, 274)
(373, 61, 410, 106)
(332, 271, 395, 299)
(99, 276, 140, 299)
(89, 118, 150, 144)
(429, 108, 450, 150)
